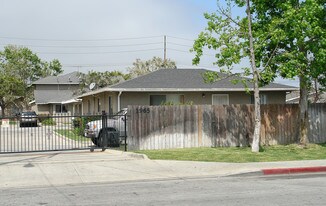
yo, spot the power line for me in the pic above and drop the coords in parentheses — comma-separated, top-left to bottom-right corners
(0, 42, 162, 48)
(167, 35, 195, 42)
(168, 42, 218, 53)
(0, 35, 163, 42)
(37, 48, 162, 55)
(63, 64, 132, 68)
(169, 48, 216, 57)
(169, 42, 193, 47)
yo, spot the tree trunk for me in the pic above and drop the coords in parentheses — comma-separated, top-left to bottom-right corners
(299, 75, 309, 145)
(246, 0, 261, 152)
(313, 78, 319, 103)
(0, 105, 5, 117)
(252, 77, 261, 152)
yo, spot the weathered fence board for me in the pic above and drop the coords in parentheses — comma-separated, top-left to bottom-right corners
(128, 104, 326, 150)
(308, 103, 326, 143)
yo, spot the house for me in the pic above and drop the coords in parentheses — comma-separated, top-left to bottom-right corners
(286, 90, 326, 104)
(78, 69, 298, 114)
(32, 71, 82, 115)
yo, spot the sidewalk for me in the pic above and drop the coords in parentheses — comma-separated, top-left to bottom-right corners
(1, 150, 326, 189)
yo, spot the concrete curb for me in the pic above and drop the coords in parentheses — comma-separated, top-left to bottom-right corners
(123, 152, 149, 160)
(262, 166, 326, 175)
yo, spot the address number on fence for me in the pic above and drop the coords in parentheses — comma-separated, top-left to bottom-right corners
(136, 108, 150, 113)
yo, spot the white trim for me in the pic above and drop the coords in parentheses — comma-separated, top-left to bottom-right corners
(29, 100, 36, 105)
(61, 98, 82, 104)
(117, 91, 122, 111)
(78, 87, 299, 98)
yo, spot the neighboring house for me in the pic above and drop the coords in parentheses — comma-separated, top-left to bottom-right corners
(286, 90, 326, 104)
(78, 69, 298, 114)
(32, 71, 82, 115)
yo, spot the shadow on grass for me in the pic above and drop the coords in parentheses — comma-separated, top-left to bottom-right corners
(317, 142, 326, 147)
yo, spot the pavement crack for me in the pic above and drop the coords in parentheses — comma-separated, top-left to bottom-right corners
(37, 164, 77, 206)
(72, 162, 85, 184)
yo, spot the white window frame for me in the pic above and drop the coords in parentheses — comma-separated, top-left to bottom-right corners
(212, 94, 229, 105)
(149, 94, 185, 105)
(260, 94, 267, 105)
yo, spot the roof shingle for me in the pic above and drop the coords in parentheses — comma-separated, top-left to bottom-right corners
(33, 71, 80, 85)
(110, 69, 297, 90)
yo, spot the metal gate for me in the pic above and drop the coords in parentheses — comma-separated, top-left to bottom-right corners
(0, 111, 127, 153)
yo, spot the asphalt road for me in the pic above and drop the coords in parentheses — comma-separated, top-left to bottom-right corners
(1, 173, 325, 206)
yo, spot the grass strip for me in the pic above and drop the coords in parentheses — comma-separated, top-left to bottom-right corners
(55, 129, 89, 141)
(135, 143, 326, 163)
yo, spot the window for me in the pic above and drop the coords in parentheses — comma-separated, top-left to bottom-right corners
(251, 94, 268, 104)
(149, 94, 185, 105)
(260, 94, 267, 104)
(55, 104, 67, 113)
(150, 95, 166, 105)
(212, 94, 229, 105)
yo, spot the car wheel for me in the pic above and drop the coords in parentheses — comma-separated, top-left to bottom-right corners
(97, 131, 107, 147)
(91, 137, 99, 146)
(108, 132, 120, 147)
(98, 129, 120, 148)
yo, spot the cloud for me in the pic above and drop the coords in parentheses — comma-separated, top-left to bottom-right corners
(0, 0, 298, 86)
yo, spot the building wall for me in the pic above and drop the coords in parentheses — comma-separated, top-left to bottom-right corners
(35, 84, 79, 91)
(34, 84, 80, 115)
(35, 105, 51, 114)
(265, 91, 286, 104)
(81, 92, 118, 115)
(120, 91, 286, 108)
(81, 91, 287, 114)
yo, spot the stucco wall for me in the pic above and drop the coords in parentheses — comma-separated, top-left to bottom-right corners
(81, 91, 287, 114)
(35, 84, 79, 91)
(81, 92, 117, 114)
(36, 104, 51, 114)
(265, 91, 286, 104)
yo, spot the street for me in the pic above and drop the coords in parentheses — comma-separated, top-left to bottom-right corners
(1, 174, 325, 206)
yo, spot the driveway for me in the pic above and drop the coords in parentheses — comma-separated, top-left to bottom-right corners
(0, 124, 92, 153)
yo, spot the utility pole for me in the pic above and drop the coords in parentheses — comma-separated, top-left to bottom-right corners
(164, 35, 166, 62)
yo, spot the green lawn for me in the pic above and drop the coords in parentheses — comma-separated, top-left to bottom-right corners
(55, 129, 89, 141)
(134, 143, 326, 163)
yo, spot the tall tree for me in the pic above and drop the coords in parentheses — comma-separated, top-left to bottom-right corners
(0, 45, 63, 115)
(251, 0, 326, 145)
(192, 0, 269, 152)
(128, 56, 177, 78)
(77, 70, 130, 94)
(43, 59, 63, 77)
(0, 74, 24, 116)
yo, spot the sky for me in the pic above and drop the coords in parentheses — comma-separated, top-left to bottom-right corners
(0, 0, 298, 86)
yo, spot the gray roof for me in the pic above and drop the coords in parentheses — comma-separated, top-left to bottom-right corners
(34, 90, 75, 104)
(78, 68, 298, 98)
(33, 71, 80, 85)
(110, 69, 297, 91)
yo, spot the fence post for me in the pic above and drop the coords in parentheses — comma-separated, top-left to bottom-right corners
(124, 113, 127, 151)
(101, 111, 107, 150)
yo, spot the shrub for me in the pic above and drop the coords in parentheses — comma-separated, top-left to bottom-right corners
(73, 116, 101, 136)
(42, 118, 56, 126)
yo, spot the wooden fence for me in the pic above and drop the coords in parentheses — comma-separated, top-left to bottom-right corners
(127, 104, 326, 150)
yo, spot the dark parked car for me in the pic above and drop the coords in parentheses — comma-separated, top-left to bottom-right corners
(19, 111, 38, 127)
